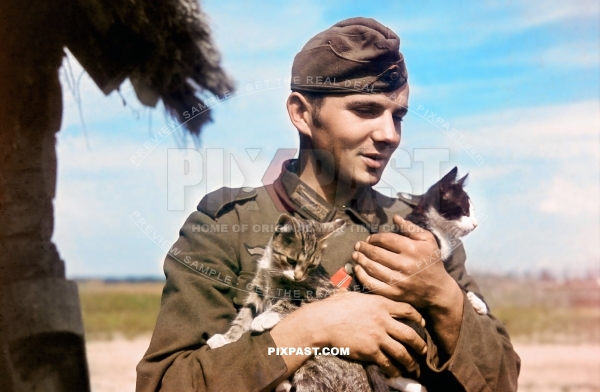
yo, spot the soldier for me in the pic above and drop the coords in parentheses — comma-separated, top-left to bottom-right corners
(136, 17, 520, 391)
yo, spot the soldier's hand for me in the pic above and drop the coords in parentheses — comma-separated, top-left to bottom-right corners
(352, 214, 460, 309)
(291, 291, 426, 376)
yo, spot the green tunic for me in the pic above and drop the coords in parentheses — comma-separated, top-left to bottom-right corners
(136, 160, 520, 391)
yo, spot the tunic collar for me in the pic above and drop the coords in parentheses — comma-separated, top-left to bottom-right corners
(273, 159, 380, 227)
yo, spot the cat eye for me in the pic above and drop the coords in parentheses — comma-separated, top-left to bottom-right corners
(286, 257, 297, 267)
(442, 207, 462, 219)
(307, 264, 317, 270)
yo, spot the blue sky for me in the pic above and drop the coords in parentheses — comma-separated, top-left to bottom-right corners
(54, 0, 599, 278)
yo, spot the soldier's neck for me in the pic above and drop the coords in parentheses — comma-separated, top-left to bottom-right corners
(297, 158, 362, 208)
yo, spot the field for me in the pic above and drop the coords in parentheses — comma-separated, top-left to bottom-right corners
(78, 280, 164, 340)
(78, 275, 600, 391)
(476, 275, 600, 344)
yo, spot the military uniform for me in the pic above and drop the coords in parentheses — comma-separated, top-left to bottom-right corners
(135, 159, 520, 392)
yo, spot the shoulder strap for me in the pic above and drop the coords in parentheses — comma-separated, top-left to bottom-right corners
(396, 191, 422, 207)
(197, 187, 258, 219)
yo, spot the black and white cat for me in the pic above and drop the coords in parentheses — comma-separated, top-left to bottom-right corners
(380, 167, 487, 392)
(403, 166, 487, 316)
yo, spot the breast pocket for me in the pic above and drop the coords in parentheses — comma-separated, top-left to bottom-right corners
(321, 228, 368, 276)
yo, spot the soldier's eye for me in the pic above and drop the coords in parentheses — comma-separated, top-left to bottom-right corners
(354, 108, 375, 117)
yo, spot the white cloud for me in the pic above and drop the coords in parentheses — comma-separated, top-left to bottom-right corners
(455, 100, 600, 218)
(409, 76, 526, 106)
(483, 41, 600, 69)
(204, 1, 325, 53)
(469, 165, 519, 180)
(537, 42, 599, 68)
(426, 99, 600, 273)
(538, 177, 599, 216)
(411, 1, 599, 49)
(458, 99, 600, 160)
(506, 1, 599, 31)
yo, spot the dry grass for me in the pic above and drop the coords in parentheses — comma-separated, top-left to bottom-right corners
(78, 281, 163, 339)
(77, 276, 600, 343)
(493, 306, 600, 343)
(477, 274, 600, 343)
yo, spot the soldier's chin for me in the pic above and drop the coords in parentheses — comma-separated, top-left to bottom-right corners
(358, 169, 384, 187)
(338, 167, 383, 188)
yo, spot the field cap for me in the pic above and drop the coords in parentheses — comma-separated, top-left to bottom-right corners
(291, 17, 408, 94)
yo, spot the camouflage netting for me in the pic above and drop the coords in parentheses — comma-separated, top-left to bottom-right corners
(66, 0, 234, 137)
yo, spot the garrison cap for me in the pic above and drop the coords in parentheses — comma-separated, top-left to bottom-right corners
(291, 17, 408, 94)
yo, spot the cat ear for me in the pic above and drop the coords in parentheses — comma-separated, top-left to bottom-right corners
(317, 219, 345, 242)
(441, 167, 458, 184)
(273, 214, 296, 247)
(274, 214, 295, 234)
(457, 173, 469, 186)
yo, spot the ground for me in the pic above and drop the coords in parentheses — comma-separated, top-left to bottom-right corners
(86, 336, 600, 392)
(78, 277, 600, 391)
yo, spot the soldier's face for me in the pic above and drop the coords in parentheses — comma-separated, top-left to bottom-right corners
(308, 84, 409, 188)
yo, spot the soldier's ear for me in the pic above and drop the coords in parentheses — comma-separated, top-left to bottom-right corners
(287, 92, 314, 139)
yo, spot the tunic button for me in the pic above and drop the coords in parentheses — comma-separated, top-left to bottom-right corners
(345, 263, 354, 275)
(241, 187, 255, 192)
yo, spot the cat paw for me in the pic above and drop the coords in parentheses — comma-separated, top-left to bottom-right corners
(387, 376, 428, 392)
(251, 312, 282, 332)
(207, 334, 230, 349)
(467, 291, 488, 315)
(274, 380, 292, 392)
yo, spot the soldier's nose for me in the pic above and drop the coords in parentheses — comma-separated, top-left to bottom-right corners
(372, 114, 400, 146)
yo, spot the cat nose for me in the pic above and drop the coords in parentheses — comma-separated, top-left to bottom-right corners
(472, 219, 478, 228)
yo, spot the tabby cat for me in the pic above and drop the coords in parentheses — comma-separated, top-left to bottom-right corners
(207, 215, 399, 391)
